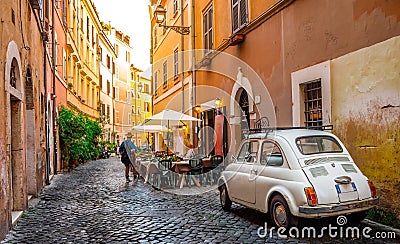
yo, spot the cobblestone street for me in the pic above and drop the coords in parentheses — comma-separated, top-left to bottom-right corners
(1, 157, 399, 243)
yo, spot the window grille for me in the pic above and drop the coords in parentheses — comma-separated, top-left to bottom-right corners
(304, 79, 322, 128)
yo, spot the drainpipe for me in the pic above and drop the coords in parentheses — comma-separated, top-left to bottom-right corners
(180, 0, 184, 113)
(51, 0, 58, 174)
(191, 0, 196, 146)
(43, 30, 50, 185)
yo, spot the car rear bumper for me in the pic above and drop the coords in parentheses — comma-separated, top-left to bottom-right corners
(298, 197, 378, 217)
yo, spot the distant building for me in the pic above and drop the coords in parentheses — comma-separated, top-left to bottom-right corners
(98, 23, 117, 142)
(130, 66, 153, 147)
(103, 27, 134, 144)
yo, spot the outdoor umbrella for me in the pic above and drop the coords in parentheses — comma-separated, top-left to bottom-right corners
(131, 124, 169, 132)
(143, 109, 200, 126)
(142, 109, 201, 152)
(131, 125, 168, 150)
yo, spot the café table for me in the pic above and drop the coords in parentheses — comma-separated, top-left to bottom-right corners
(139, 159, 207, 188)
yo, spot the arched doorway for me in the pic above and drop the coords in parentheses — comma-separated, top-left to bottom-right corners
(239, 89, 250, 139)
(5, 41, 27, 213)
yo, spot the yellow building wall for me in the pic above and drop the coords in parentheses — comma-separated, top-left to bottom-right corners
(331, 36, 400, 215)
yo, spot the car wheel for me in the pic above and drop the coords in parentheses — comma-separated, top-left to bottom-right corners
(348, 211, 367, 224)
(270, 195, 296, 228)
(220, 184, 232, 211)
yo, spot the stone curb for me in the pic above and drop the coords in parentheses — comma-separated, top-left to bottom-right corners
(362, 219, 400, 238)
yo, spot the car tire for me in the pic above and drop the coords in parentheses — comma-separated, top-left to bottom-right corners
(348, 211, 367, 224)
(220, 184, 232, 211)
(269, 195, 296, 228)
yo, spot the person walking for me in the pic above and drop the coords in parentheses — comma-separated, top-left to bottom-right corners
(118, 137, 139, 183)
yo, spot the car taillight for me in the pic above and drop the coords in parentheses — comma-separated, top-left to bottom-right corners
(368, 180, 377, 198)
(304, 187, 317, 206)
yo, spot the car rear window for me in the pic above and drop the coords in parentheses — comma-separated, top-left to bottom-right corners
(296, 136, 343, 155)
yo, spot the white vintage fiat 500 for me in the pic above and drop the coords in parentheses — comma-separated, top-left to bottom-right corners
(218, 129, 378, 228)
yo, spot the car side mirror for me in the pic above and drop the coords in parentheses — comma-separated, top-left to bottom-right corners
(231, 155, 237, 163)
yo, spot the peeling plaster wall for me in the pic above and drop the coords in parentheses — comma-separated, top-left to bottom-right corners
(331, 36, 400, 216)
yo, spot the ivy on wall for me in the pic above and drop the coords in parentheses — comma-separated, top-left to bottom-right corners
(57, 106, 102, 169)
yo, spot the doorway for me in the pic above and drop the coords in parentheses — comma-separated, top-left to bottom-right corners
(239, 89, 250, 139)
(10, 96, 24, 211)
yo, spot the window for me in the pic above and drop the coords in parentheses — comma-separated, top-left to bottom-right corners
(106, 55, 110, 69)
(128, 112, 131, 124)
(131, 72, 134, 81)
(237, 140, 259, 163)
(174, 49, 178, 79)
(99, 75, 103, 90)
(203, 5, 213, 53)
(137, 106, 141, 114)
(132, 105, 135, 114)
(86, 17, 90, 39)
(291, 61, 331, 127)
(232, 0, 248, 33)
(144, 102, 150, 112)
(154, 71, 158, 95)
(163, 61, 167, 88)
(127, 90, 131, 103)
(115, 86, 119, 100)
(296, 136, 343, 155)
(126, 51, 130, 63)
(153, 27, 158, 47)
(115, 44, 119, 57)
(107, 80, 110, 95)
(173, 0, 178, 14)
(92, 26, 95, 46)
(115, 111, 120, 123)
(303, 79, 322, 128)
(261, 141, 284, 166)
(63, 49, 67, 80)
(144, 84, 150, 94)
(98, 47, 103, 62)
(115, 66, 119, 79)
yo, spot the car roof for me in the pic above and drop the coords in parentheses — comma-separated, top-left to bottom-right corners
(248, 129, 335, 141)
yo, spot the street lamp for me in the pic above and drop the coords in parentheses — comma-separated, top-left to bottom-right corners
(154, 5, 190, 35)
(215, 98, 222, 108)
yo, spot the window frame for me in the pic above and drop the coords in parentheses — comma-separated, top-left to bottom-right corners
(163, 61, 167, 89)
(203, 4, 214, 54)
(236, 140, 259, 164)
(296, 136, 343, 155)
(231, 0, 248, 33)
(260, 140, 285, 167)
(173, 0, 178, 15)
(174, 48, 179, 79)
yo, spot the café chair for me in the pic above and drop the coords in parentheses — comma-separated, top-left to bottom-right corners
(188, 157, 203, 187)
(209, 155, 224, 185)
(157, 159, 174, 188)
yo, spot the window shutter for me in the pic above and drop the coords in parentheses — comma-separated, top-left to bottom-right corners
(239, 0, 247, 27)
(209, 8, 213, 49)
(232, 0, 239, 31)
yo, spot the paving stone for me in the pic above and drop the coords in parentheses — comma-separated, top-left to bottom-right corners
(1, 157, 397, 243)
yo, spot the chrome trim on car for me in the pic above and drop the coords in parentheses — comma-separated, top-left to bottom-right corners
(299, 198, 378, 214)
